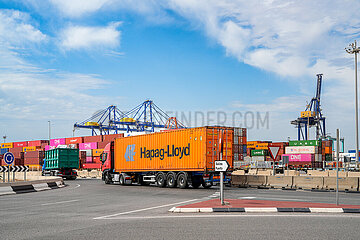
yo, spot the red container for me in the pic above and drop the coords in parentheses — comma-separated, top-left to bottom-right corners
(93, 156, 101, 163)
(28, 140, 49, 147)
(102, 133, 124, 142)
(82, 163, 101, 169)
(1, 158, 23, 166)
(13, 141, 28, 148)
(83, 135, 102, 143)
(66, 137, 83, 144)
(98, 141, 111, 149)
(9, 147, 23, 153)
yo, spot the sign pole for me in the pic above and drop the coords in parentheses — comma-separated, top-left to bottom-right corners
(8, 165, 10, 183)
(3, 171, 5, 183)
(13, 163, 15, 182)
(220, 152, 224, 205)
(336, 129, 340, 205)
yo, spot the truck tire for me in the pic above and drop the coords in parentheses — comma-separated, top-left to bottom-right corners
(202, 182, 212, 189)
(166, 172, 176, 188)
(177, 173, 188, 189)
(119, 175, 125, 185)
(156, 172, 166, 188)
(104, 172, 111, 184)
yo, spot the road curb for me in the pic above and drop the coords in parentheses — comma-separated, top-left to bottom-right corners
(169, 207, 360, 213)
(0, 180, 65, 196)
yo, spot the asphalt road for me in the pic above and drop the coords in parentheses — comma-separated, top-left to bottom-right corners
(1, 179, 360, 240)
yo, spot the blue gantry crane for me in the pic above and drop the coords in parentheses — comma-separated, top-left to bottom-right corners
(74, 100, 186, 135)
(291, 74, 326, 140)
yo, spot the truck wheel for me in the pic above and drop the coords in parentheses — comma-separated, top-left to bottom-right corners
(177, 173, 188, 189)
(202, 182, 212, 189)
(166, 173, 177, 188)
(119, 175, 125, 185)
(104, 173, 111, 184)
(156, 172, 166, 188)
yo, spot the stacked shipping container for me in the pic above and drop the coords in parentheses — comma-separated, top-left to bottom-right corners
(0, 133, 125, 169)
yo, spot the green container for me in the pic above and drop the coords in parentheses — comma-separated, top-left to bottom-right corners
(45, 148, 79, 170)
(289, 140, 320, 147)
(251, 149, 267, 156)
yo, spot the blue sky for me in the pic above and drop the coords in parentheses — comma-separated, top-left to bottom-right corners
(0, 1, 359, 150)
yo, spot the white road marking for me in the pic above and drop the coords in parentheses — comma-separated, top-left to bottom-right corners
(41, 199, 80, 206)
(93, 199, 199, 219)
(239, 197, 257, 199)
(97, 214, 360, 220)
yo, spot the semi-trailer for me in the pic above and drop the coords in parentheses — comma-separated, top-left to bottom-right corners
(101, 126, 235, 188)
(42, 148, 79, 180)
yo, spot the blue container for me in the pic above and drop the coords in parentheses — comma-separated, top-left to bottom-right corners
(0, 148, 9, 154)
(349, 150, 356, 153)
(243, 145, 247, 153)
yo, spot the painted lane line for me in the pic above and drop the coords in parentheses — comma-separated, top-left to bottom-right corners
(94, 199, 199, 219)
(239, 197, 257, 199)
(41, 199, 80, 206)
(100, 214, 360, 220)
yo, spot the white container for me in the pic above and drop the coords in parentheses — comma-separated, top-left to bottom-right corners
(285, 146, 318, 154)
(314, 154, 322, 162)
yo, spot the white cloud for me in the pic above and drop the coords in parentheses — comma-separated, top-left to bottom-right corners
(60, 22, 121, 50)
(49, 0, 112, 17)
(0, 9, 46, 45)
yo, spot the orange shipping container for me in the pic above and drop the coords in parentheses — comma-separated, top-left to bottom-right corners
(114, 127, 234, 172)
(66, 137, 83, 144)
(23, 146, 36, 152)
(92, 149, 104, 157)
(1, 143, 13, 148)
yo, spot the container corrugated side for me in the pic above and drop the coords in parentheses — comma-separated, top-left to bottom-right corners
(114, 126, 233, 173)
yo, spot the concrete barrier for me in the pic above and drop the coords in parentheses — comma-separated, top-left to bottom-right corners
(78, 170, 89, 178)
(348, 172, 360, 177)
(231, 175, 247, 187)
(284, 170, 299, 176)
(327, 170, 347, 177)
(232, 170, 245, 175)
(323, 177, 359, 191)
(307, 170, 328, 177)
(248, 169, 257, 175)
(246, 175, 267, 188)
(267, 176, 293, 189)
(293, 176, 323, 189)
(89, 170, 99, 178)
(257, 170, 273, 176)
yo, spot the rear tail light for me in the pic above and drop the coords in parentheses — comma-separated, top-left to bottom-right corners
(203, 174, 209, 177)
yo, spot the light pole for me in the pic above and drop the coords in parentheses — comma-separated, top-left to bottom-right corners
(345, 41, 360, 162)
(2, 135, 6, 143)
(48, 121, 51, 141)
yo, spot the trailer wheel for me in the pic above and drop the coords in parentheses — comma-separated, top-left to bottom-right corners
(156, 172, 166, 188)
(166, 173, 176, 188)
(119, 175, 125, 185)
(177, 173, 188, 189)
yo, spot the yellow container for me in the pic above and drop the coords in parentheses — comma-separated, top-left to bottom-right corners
(301, 111, 315, 118)
(113, 126, 234, 172)
(92, 149, 104, 157)
(23, 146, 36, 152)
(1, 142, 13, 148)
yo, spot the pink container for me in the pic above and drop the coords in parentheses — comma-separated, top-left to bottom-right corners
(45, 145, 56, 151)
(86, 156, 93, 163)
(50, 138, 66, 147)
(79, 142, 98, 150)
(282, 154, 314, 162)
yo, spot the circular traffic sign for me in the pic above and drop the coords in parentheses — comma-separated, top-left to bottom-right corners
(4, 152, 15, 165)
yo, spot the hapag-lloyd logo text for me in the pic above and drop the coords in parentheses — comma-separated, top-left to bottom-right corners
(141, 144, 190, 160)
(125, 144, 136, 162)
